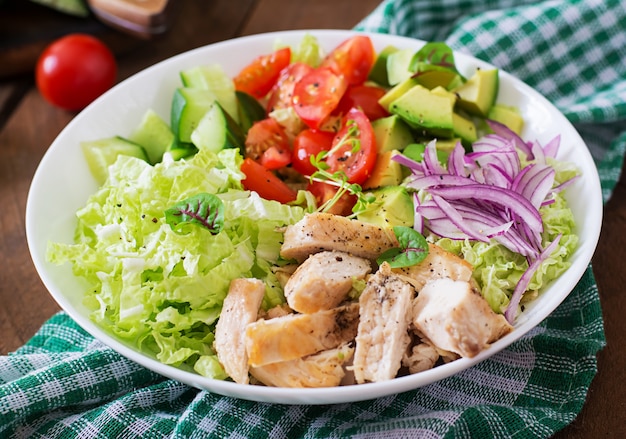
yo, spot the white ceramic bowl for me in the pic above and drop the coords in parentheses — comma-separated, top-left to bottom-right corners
(26, 30, 602, 405)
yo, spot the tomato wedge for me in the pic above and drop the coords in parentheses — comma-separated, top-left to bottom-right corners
(241, 158, 297, 204)
(266, 62, 313, 113)
(292, 67, 348, 129)
(307, 180, 357, 216)
(326, 107, 377, 185)
(292, 129, 334, 176)
(234, 47, 291, 99)
(334, 84, 389, 121)
(244, 118, 291, 168)
(319, 35, 375, 86)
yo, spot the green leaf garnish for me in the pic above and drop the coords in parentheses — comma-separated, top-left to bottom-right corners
(165, 193, 225, 235)
(410, 42, 460, 72)
(377, 226, 429, 268)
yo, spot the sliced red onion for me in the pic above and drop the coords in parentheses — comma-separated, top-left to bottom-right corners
(504, 234, 563, 323)
(425, 184, 544, 232)
(486, 119, 534, 159)
(542, 134, 561, 158)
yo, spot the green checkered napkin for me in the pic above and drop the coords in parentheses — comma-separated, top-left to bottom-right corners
(2, 0, 624, 437)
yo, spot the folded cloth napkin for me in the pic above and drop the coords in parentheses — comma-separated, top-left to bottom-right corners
(2, 0, 624, 437)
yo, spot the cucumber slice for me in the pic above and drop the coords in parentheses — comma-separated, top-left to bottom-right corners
(386, 48, 415, 86)
(190, 102, 246, 152)
(368, 45, 399, 86)
(81, 136, 148, 184)
(180, 64, 239, 123)
(171, 87, 218, 143)
(235, 90, 266, 135)
(129, 109, 175, 164)
(167, 146, 199, 161)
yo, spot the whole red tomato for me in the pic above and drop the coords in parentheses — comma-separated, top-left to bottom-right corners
(36, 34, 117, 111)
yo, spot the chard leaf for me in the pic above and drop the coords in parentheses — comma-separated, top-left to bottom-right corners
(165, 193, 224, 235)
(377, 226, 429, 268)
(410, 42, 460, 74)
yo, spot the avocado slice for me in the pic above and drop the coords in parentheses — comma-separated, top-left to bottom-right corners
(413, 64, 465, 90)
(452, 112, 477, 146)
(388, 84, 455, 138)
(452, 68, 499, 117)
(487, 104, 525, 135)
(371, 115, 415, 153)
(369, 45, 399, 87)
(362, 150, 404, 189)
(357, 186, 414, 228)
(378, 77, 420, 111)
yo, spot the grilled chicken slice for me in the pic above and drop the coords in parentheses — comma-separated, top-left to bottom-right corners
(245, 302, 359, 367)
(352, 265, 415, 383)
(284, 251, 372, 313)
(213, 278, 265, 384)
(280, 212, 398, 262)
(392, 243, 473, 291)
(402, 339, 440, 374)
(412, 278, 513, 358)
(249, 343, 354, 388)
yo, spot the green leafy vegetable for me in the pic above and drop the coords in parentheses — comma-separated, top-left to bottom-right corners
(410, 42, 460, 73)
(309, 150, 375, 217)
(165, 193, 225, 235)
(377, 226, 429, 268)
(47, 147, 307, 379)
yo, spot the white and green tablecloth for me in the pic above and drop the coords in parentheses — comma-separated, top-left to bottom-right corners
(2, 0, 625, 437)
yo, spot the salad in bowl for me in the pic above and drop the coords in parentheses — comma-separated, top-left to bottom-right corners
(27, 30, 602, 404)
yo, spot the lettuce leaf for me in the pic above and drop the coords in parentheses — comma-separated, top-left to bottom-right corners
(47, 148, 306, 378)
(436, 191, 577, 313)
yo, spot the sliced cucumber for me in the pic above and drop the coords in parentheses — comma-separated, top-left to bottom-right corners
(166, 146, 199, 161)
(190, 102, 246, 153)
(368, 45, 399, 86)
(235, 90, 266, 135)
(386, 48, 415, 86)
(81, 136, 148, 184)
(180, 64, 239, 123)
(129, 109, 175, 164)
(171, 87, 218, 143)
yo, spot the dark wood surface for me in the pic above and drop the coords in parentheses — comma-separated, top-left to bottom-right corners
(1, 2, 623, 437)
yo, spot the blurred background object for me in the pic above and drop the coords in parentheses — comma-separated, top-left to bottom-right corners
(0, 0, 174, 79)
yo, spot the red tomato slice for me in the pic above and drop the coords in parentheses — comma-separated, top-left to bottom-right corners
(292, 67, 348, 129)
(307, 180, 357, 216)
(261, 146, 291, 170)
(334, 84, 389, 121)
(241, 158, 297, 204)
(244, 118, 291, 166)
(326, 107, 377, 185)
(266, 62, 313, 113)
(292, 129, 334, 176)
(234, 47, 291, 99)
(319, 35, 375, 86)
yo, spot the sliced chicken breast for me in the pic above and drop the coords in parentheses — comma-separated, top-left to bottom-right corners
(245, 302, 359, 367)
(284, 250, 372, 313)
(352, 266, 415, 383)
(213, 278, 266, 384)
(402, 339, 440, 374)
(280, 212, 399, 262)
(249, 343, 355, 388)
(412, 278, 513, 358)
(392, 243, 473, 291)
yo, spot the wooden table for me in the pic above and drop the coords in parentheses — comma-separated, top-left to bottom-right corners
(1, 2, 623, 437)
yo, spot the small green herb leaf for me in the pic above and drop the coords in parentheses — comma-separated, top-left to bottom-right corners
(165, 193, 225, 235)
(411, 42, 459, 72)
(377, 226, 429, 268)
